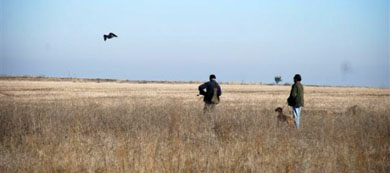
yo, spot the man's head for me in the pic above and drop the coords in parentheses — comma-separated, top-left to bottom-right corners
(209, 74, 216, 81)
(294, 74, 302, 83)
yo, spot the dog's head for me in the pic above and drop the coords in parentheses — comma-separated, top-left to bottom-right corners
(275, 107, 283, 113)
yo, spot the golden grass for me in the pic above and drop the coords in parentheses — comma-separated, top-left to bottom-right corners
(0, 79, 389, 172)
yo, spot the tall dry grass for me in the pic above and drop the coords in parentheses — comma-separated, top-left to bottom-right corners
(0, 80, 389, 172)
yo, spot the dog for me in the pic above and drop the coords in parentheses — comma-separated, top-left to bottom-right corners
(275, 107, 294, 128)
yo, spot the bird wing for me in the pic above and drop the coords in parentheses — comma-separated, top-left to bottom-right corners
(110, 33, 118, 37)
(103, 35, 107, 41)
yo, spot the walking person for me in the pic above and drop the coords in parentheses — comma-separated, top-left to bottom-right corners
(198, 74, 222, 113)
(287, 74, 304, 129)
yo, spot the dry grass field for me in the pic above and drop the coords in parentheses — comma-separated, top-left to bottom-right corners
(0, 78, 389, 172)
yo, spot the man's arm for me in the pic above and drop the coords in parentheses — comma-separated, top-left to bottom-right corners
(217, 84, 222, 96)
(300, 86, 304, 107)
(291, 84, 298, 98)
(198, 82, 208, 95)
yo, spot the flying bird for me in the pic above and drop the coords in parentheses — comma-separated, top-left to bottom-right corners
(103, 32, 118, 41)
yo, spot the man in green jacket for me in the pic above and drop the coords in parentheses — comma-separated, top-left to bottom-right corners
(287, 74, 304, 128)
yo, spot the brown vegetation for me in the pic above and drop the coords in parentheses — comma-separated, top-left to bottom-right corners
(0, 78, 389, 172)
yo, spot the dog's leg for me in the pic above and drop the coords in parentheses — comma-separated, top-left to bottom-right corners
(287, 118, 294, 128)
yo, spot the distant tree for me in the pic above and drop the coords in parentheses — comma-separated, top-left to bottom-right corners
(274, 76, 282, 84)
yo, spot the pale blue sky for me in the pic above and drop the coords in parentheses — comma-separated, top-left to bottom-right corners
(1, 0, 389, 87)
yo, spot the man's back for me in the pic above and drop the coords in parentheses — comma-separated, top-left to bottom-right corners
(199, 80, 222, 104)
(290, 82, 304, 107)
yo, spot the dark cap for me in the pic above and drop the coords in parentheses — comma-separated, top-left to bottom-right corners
(294, 74, 302, 81)
(209, 74, 216, 80)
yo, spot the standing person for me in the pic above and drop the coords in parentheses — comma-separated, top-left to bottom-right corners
(287, 74, 304, 129)
(198, 74, 222, 113)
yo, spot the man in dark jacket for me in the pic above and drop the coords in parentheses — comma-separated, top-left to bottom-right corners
(288, 74, 304, 128)
(198, 74, 222, 113)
